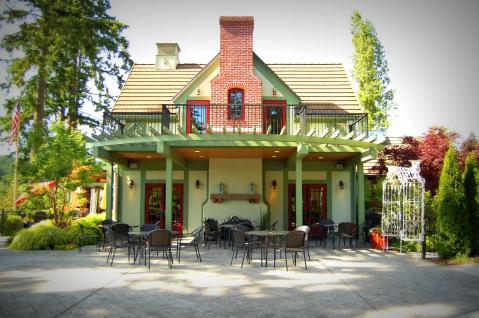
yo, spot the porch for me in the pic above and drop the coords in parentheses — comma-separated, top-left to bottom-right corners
(100, 104, 368, 138)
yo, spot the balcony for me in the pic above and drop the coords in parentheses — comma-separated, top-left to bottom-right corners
(101, 104, 368, 138)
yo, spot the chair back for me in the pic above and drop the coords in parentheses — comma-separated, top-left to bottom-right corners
(140, 223, 156, 232)
(235, 224, 250, 233)
(154, 221, 162, 229)
(193, 228, 203, 243)
(232, 230, 246, 247)
(320, 218, 335, 226)
(285, 231, 305, 248)
(204, 218, 219, 232)
(101, 219, 117, 226)
(149, 229, 172, 247)
(338, 222, 356, 236)
(111, 223, 131, 236)
(191, 225, 203, 236)
(295, 225, 310, 243)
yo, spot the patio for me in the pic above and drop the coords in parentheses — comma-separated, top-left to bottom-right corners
(0, 245, 478, 318)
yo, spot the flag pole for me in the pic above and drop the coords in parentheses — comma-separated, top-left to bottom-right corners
(11, 93, 22, 212)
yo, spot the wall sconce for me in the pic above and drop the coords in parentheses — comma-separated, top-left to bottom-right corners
(249, 182, 256, 193)
(338, 180, 345, 190)
(219, 182, 224, 194)
(272, 88, 277, 96)
(127, 176, 134, 188)
(196, 87, 201, 95)
(195, 179, 200, 189)
(272, 180, 277, 190)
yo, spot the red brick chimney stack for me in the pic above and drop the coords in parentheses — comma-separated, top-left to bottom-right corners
(211, 16, 262, 105)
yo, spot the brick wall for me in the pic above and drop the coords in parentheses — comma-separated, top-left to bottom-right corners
(210, 16, 262, 131)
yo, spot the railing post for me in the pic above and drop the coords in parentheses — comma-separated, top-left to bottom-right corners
(299, 105, 307, 135)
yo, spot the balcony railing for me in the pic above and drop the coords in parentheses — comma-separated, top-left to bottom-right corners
(102, 104, 368, 138)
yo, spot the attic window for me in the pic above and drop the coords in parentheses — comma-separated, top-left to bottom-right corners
(228, 88, 244, 120)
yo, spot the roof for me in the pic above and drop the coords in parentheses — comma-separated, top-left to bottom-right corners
(112, 62, 361, 113)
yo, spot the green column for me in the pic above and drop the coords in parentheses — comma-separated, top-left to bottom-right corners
(165, 158, 173, 230)
(358, 161, 365, 225)
(105, 162, 112, 220)
(295, 157, 303, 227)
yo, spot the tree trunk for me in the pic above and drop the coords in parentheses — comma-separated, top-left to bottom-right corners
(32, 46, 47, 156)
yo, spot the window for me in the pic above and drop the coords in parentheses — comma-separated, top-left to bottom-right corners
(228, 88, 244, 120)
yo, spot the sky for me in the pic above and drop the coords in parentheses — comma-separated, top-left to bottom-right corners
(1, 0, 479, 155)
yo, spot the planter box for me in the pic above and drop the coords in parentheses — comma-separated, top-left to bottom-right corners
(371, 229, 389, 250)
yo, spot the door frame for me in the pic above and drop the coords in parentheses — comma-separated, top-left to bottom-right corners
(288, 183, 328, 230)
(186, 100, 210, 134)
(144, 183, 184, 228)
(262, 99, 286, 134)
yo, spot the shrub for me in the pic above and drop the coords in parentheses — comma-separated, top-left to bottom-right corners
(65, 213, 105, 246)
(436, 146, 472, 259)
(2, 214, 24, 236)
(10, 220, 68, 250)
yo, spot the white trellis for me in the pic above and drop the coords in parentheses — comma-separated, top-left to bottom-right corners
(382, 161, 425, 253)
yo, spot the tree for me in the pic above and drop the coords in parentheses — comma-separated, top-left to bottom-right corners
(0, 0, 132, 152)
(458, 133, 479, 170)
(351, 11, 395, 130)
(370, 136, 420, 175)
(436, 145, 471, 259)
(419, 127, 459, 194)
(463, 152, 478, 256)
(19, 121, 101, 226)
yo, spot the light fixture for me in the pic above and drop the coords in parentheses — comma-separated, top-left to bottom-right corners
(195, 179, 200, 189)
(219, 182, 224, 194)
(194, 150, 200, 153)
(272, 155, 277, 158)
(146, 155, 152, 159)
(127, 176, 134, 188)
(339, 180, 345, 190)
(272, 180, 277, 190)
(196, 87, 201, 95)
(274, 150, 280, 153)
(249, 182, 256, 193)
(272, 88, 277, 96)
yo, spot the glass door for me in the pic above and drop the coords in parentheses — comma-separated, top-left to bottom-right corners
(187, 100, 209, 134)
(263, 100, 286, 134)
(145, 184, 183, 230)
(288, 184, 328, 230)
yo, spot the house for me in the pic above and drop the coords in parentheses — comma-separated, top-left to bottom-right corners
(86, 16, 384, 231)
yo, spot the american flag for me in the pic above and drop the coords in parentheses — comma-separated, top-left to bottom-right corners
(7, 100, 21, 145)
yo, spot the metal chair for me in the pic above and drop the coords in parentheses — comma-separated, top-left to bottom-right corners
(295, 225, 311, 260)
(105, 225, 136, 266)
(203, 218, 221, 248)
(230, 230, 258, 268)
(78, 223, 100, 252)
(147, 229, 173, 269)
(274, 231, 307, 271)
(178, 226, 203, 263)
(338, 222, 358, 247)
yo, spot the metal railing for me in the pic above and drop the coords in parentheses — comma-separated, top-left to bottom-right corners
(101, 104, 369, 138)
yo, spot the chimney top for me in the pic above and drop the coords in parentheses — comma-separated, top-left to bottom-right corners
(219, 16, 254, 24)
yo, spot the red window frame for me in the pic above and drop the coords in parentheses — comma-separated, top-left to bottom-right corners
(227, 88, 244, 120)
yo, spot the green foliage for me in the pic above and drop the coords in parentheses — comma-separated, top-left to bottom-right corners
(0, 156, 14, 210)
(463, 152, 478, 256)
(351, 11, 395, 130)
(10, 220, 68, 250)
(1, 214, 24, 236)
(436, 146, 471, 259)
(19, 121, 101, 225)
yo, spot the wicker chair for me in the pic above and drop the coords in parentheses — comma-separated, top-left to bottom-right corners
(203, 218, 221, 248)
(338, 222, 358, 247)
(295, 225, 311, 260)
(178, 226, 203, 263)
(105, 225, 136, 266)
(78, 223, 100, 252)
(230, 230, 258, 268)
(274, 231, 307, 271)
(147, 229, 173, 269)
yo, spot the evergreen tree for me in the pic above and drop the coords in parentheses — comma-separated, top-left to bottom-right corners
(463, 152, 478, 256)
(351, 11, 395, 130)
(436, 145, 471, 259)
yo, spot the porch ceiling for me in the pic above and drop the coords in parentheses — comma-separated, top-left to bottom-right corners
(115, 152, 165, 160)
(174, 147, 295, 160)
(303, 152, 357, 161)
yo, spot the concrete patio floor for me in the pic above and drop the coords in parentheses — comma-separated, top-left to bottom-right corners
(0, 243, 478, 318)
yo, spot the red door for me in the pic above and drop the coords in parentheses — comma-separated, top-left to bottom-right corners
(263, 100, 286, 134)
(187, 100, 209, 134)
(145, 184, 183, 229)
(288, 184, 327, 230)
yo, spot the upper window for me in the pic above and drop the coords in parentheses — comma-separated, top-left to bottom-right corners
(228, 88, 244, 120)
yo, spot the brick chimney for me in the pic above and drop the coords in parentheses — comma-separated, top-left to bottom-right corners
(211, 16, 262, 105)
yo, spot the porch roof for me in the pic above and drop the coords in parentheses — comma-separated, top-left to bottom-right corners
(86, 133, 385, 167)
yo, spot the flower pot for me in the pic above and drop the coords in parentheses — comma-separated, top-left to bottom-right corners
(371, 229, 389, 250)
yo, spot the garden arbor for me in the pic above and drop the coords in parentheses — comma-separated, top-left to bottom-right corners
(382, 161, 425, 253)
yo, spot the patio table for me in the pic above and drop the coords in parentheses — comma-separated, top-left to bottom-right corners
(246, 230, 289, 267)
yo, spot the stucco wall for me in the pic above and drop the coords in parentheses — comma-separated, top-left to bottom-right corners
(264, 170, 284, 230)
(331, 170, 351, 223)
(204, 158, 267, 225)
(187, 170, 207, 232)
(121, 170, 141, 226)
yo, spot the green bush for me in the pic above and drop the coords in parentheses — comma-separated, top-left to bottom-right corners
(65, 213, 105, 246)
(2, 214, 24, 236)
(10, 220, 68, 250)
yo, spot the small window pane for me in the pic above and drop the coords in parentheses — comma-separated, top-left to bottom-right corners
(229, 90, 243, 119)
